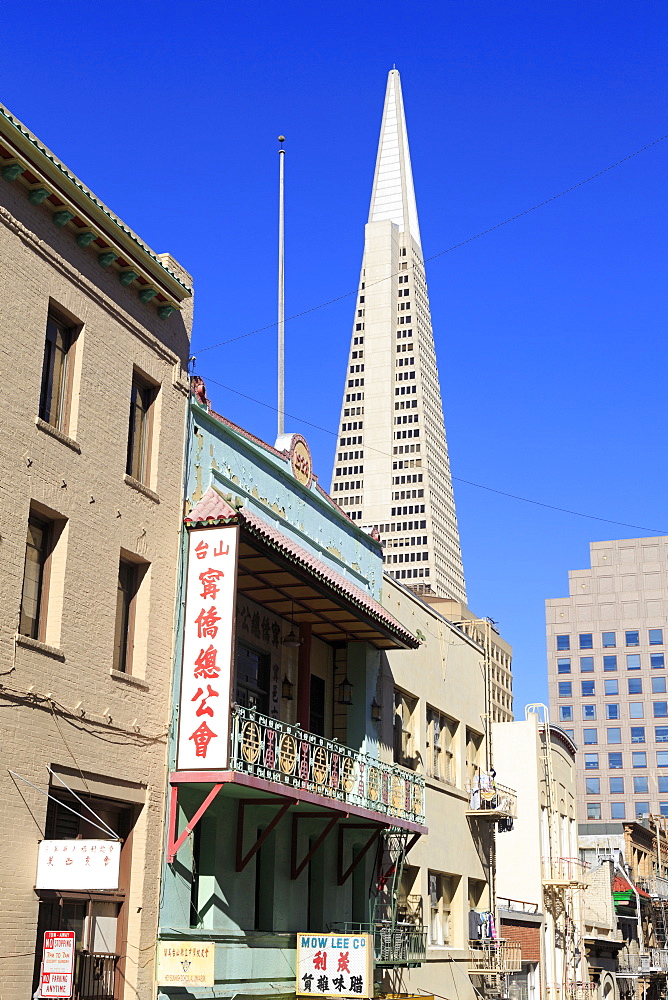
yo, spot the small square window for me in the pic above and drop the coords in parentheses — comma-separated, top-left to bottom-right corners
(587, 802, 601, 820)
(658, 752, 668, 767)
(606, 704, 620, 720)
(656, 727, 668, 744)
(583, 704, 596, 720)
(652, 654, 665, 669)
(629, 703, 644, 719)
(655, 702, 668, 719)
(579, 633, 593, 650)
(605, 679, 619, 696)
(603, 655, 618, 672)
(658, 776, 668, 793)
(626, 630, 640, 647)
(602, 632, 616, 648)
(581, 680, 595, 696)
(563, 729, 575, 740)
(628, 678, 643, 695)
(580, 657, 594, 673)
(583, 728, 598, 745)
(609, 753, 623, 768)
(586, 777, 600, 794)
(611, 802, 626, 820)
(635, 802, 650, 818)
(559, 706, 573, 722)
(653, 677, 667, 694)
(634, 776, 649, 794)
(633, 752, 647, 768)
(557, 658, 571, 674)
(631, 726, 646, 744)
(607, 728, 621, 744)
(627, 654, 641, 670)
(649, 629, 664, 646)
(661, 803, 668, 817)
(609, 777, 624, 794)
(557, 635, 570, 651)
(558, 682, 572, 697)
(585, 753, 599, 770)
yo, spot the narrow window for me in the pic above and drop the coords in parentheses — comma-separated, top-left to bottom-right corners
(39, 314, 74, 431)
(113, 560, 140, 673)
(19, 516, 50, 639)
(126, 373, 155, 484)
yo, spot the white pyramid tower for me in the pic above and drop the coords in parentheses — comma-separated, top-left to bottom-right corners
(331, 69, 466, 601)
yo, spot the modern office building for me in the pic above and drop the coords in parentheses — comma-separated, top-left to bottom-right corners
(330, 68, 466, 602)
(546, 537, 668, 825)
(0, 102, 192, 1000)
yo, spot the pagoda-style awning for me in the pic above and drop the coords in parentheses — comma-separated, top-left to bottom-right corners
(185, 488, 418, 650)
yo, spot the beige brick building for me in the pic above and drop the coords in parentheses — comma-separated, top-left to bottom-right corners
(0, 103, 192, 999)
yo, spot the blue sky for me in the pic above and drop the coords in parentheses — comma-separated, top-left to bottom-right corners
(4, 1, 667, 711)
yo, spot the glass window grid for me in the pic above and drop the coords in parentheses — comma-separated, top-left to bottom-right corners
(602, 632, 616, 648)
(579, 634, 593, 650)
(558, 682, 572, 697)
(626, 631, 640, 646)
(557, 636, 570, 651)
(580, 657, 594, 673)
(649, 629, 664, 646)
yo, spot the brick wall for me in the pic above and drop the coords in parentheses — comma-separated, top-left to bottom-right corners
(501, 917, 542, 963)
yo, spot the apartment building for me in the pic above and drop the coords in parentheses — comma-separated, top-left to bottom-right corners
(0, 103, 192, 999)
(159, 379, 501, 1000)
(546, 538, 668, 825)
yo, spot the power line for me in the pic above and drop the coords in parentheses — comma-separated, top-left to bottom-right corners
(199, 372, 668, 536)
(193, 130, 668, 356)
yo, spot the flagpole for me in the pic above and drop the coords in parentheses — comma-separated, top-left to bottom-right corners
(277, 135, 285, 438)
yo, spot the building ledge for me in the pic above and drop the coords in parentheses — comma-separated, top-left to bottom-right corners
(15, 633, 65, 661)
(110, 669, 149, 691)
(124, 474, 160, 503)
(35, 416, 81, 453)
(499, 908, 544, 925)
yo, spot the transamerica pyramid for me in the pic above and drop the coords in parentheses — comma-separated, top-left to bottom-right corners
(331, 69, 467, 602)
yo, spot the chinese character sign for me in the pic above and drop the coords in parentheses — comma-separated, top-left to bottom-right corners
(36, 841, 120, 890)
(156, 941, 215, 987)
(177, 526, 239, 770)
(296, 934, 372, 999)
(39, 931, 75, 997)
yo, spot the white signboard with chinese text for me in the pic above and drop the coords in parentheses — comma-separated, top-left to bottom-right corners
(177, 525, 239, 770)
(156, 940, 215, 987)
(296, 933, 373, 999)
(39, 931, 75, 997)
(36, 840, 120, 890)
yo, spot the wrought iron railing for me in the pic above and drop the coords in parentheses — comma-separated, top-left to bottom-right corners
(542, 857, 590, 884)
(638, 877, 668, 899)
(468, 941, 522, 974)
(330, 921, 427, 967)
(230, 704, 425, 825)
(648, 949, 668, 972)
(466, 779, 517, 818)
(565, 984, 599, 1000)
(75, 953, 118, 1000)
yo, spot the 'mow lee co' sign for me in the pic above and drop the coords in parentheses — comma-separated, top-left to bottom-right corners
(176, 526, 239, 770)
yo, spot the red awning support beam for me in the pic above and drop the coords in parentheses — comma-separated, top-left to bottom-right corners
(236, 796, 293, 872)
(337, 823, 381, 886)
(167, 783, 224, 864)
(290, 810, 343, 880)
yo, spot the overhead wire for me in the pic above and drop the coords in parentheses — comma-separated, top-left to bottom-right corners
(192, 130, 668, 356)
(198, 371, 668, 536)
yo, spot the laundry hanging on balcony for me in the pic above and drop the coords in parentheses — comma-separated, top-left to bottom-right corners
(469, 769, 497, 810)
(469, 909, 496, 940)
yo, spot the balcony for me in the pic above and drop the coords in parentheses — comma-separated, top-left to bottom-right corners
(468, 941, 522, 974)
(230, 704, 426, 827)
(638, 877, 668, 899)
(646, 949, 668, 973)
(546, 985, 598, 1000)
(332, 921, 427, 968)
(542, 857, 590, 886)
(466, 777, 517, 819)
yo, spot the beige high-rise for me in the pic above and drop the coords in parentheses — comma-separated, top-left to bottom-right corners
(331, 69, 466, 602)
(0, 103, 192, 999)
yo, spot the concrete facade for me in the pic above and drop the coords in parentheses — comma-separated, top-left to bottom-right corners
(331, 69, 466, 603)
(0, 103, 192, 999)
(546, 537, 668, 824)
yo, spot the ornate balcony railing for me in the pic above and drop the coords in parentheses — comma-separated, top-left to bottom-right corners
(542, 857, 590, 885)
(330, 921, 427, 968)
(230, 704, 425, 825)
(546, 985, 598, 1000)
(638, 877, 668, 899)
(468, 941, 522, 974)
